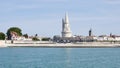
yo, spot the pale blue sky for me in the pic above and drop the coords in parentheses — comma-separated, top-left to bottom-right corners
(0, 0, 120, 37)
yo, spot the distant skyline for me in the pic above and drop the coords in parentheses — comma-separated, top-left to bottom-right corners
(0, 0, 120, 37)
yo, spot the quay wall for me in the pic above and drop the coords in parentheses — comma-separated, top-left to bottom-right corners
(0, 40, 7, 47)
(0, 40, 120, 48)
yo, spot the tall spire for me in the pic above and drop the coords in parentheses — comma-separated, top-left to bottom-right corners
(65, 12, 69, 24)
(62, 13, 72, 37)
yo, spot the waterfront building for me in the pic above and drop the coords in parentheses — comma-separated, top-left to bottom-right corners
(10, 31, 18, 40)
(53, 13, 120, 43)
(62, 13, 72, 38)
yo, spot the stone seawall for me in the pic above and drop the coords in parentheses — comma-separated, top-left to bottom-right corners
(0, 40, 7, 47)
(1, 40, 120, 48)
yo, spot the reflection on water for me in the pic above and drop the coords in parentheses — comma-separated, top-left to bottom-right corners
(65, 48, 71, 68)
(0, 48, 120, 68)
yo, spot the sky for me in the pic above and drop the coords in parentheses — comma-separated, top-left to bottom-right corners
(0, 0, 120, 37)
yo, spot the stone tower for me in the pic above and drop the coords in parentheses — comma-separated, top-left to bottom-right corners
(62, 13, 72, 37)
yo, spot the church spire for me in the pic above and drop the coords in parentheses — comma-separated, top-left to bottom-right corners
(89, 28, 93, 36)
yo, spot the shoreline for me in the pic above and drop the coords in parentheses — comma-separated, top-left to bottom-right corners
(1, 40, 120, 48)
(7, 45, 120, 48)
(3, 43, 120, 48)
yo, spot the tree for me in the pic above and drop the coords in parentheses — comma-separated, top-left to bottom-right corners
(23, 34, 28, 38)
(6, 27, 22, 40)
(42, 38, 51, 41)
(0, 32, 5, 40)
(32, 37, 40, 41)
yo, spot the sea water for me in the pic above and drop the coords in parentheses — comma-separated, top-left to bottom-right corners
(0, 47, 120, 68)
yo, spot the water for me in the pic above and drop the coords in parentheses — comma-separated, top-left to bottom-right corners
(0, 47, 120, 68)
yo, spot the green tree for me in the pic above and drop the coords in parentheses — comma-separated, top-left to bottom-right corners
(6, 27, 22, 40)
(23, 34, 28, 38)
(42, 38, 50, 41)
(0, 32, 5, 40)
(32, 37, 40, 41)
